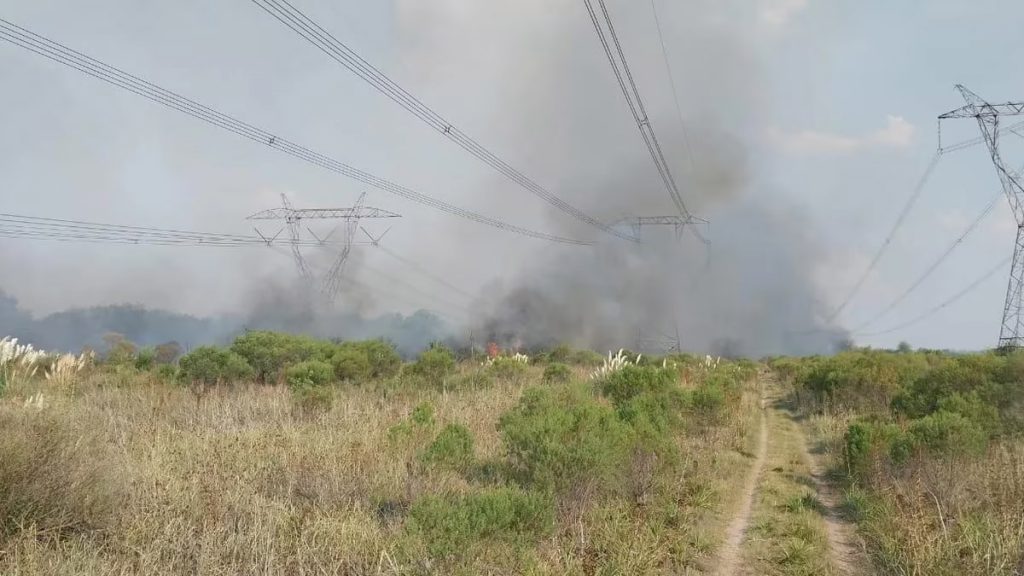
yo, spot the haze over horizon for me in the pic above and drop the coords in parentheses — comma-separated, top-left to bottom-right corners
(2, 0, 1024, 353)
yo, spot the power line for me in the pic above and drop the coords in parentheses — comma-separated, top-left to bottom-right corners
(852, 172, 1020, 332)
(581, 0, 704, 242)
(0, 18, 589, 246)
(940, 119, 1024, 154)
(648, 0, 694, 173)
(856, 255, 1011, 337)
(0, 213, 368, 248)
(824, 151, 943, 323)
(359, 262, 471, 319)
(376, 245, 477, 301)
(250, 0, 635, 243)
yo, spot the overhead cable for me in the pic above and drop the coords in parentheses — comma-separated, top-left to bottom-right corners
(250, 0, 634, 242)
(581, 0, 704, 242)
(0, 18, 589, 246)
(824, 151, 944, 323)
(856, 255, 1011, 337)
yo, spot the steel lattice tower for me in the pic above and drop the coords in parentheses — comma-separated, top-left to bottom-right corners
(247, 194, 400, 301)
(940, 85, 1024, 348)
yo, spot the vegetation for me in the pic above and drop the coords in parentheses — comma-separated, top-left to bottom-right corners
(0, 331, 761, 574)
(775, 348, 1024, 576)
(177, 345, 253, 385)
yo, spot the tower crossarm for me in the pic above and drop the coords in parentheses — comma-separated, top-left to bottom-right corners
(941, 86, 1024, 225)
(246, 206, 401, 221)
(939, 102, 1024, 120)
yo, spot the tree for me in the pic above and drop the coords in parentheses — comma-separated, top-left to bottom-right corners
(178, 346, 254, 386)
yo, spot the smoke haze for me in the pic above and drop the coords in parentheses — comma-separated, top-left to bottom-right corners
(1, 0, 849, 356)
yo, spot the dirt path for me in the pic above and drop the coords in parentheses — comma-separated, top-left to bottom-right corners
(713, 391, 768, 576)
(714, 375, 872, 576)
(799, 426, 871, 574)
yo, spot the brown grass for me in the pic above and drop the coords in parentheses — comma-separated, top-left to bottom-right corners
(0, 364, 761, 575)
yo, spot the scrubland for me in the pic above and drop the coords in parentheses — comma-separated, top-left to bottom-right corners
(772, 348, 1024, 576)
(0, 334, 760, 575)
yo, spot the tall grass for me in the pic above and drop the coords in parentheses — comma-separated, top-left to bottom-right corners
(0, 343, 760, 575)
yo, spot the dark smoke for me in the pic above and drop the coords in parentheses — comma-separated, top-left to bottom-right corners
(0, 288, 451, 357)
(394, 0, 849, 356)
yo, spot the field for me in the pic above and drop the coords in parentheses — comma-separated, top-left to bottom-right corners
(2, 333, 1023, 575)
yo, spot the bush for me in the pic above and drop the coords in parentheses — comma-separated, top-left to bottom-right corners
(291, 383, 333, 413)
(134, 348, 156, 371)
(153, 341, 183, 364)
(487, 357, 528, 380)
(449, 369, 494, 390)
(331, 347, 371, 382)
(689, 381, 726, 417)
(359, 339, 403, 378)
(285, 360, 334, 388)
(330, 340, 402, 382)
(597, 365, 677, 407)
(230, 331, 334, 383)
(499, 385, 632, 494)
(843, 420, 906, 476)
(389, 402, 436, 442)
(408, 488, 552, 558)
(907, 411, 988, 456)
(102, 333, 137, 366)
(178, 346, 254, 386)
(153, 363, 178, 384)
(412, 402, 435, 426)
(422, 424, 475, 471)
(407, 344, 456, 386)
(542, 362, 572, 383)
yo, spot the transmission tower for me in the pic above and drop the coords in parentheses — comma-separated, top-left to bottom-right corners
(247, 193, 400, 301)
(616, 215, 708, 354)
(940, 85, 1024, 348)
(615, 215, 709, 242)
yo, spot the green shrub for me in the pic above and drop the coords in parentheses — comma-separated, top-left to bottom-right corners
(134, 348, 156, 371)
(412, 402, 435, 426)
(499, 385, 632, 494)
(568, 349, 604, 367)
(487, 357, 528, 380)
(422, 424, 475, 471)
(153, 363, 178, 384)
(359, 339, 403, 378)
(907, 411, 988, 456)
(935, 392, 1001, 436)
(407, 344, 455, 386)
(285, 360, 334, 388)
(178, 346, 254, 385)
(843, 420, 904, 476)
(597, 365, 677, 407)
(542, 362, 572, 383)
(291, 383, 333, 413)
(618, 387, 687, 437)
(389, 402, 436, 442)
(408, 488, 552, 558)
(689, 381, 726, 417)
(230, 331, 333, 383)
(449, 369, 494, 390)
(331, 347, 371, 382)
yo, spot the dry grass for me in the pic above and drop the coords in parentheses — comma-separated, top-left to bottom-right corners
(0, 363, 762, 575)
(852, 444, 1024, 576)
(792, 386, 1024, 576)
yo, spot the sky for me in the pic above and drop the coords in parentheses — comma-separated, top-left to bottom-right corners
(1, 0, 1023, 352)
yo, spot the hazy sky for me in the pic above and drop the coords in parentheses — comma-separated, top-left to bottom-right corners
(2, 0, 1023, 351)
